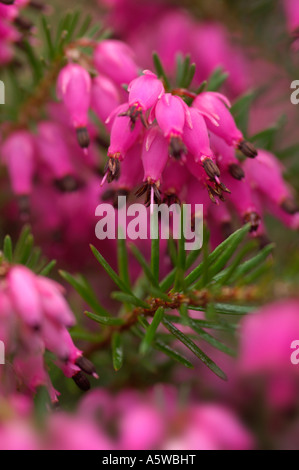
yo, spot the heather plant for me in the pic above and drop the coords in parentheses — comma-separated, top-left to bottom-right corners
(0, 0, 299, 451)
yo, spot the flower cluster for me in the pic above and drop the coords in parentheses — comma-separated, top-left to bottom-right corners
(0, 32, 298, 253)
(283, 0, 299, 37)
(0, 263, 97, 401)
(99, 0, 250, 97)
(0, 0, 43, 66)
(0, 386, 254, 450)
(98, 68, 298, 241)
(239, 299, 299, 411)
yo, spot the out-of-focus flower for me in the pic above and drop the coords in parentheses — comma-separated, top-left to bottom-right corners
(1, 131, 35, 198)
(0, 264, 97, 401)
(57, 63, 92, 148)
(78, 386, 254, 450)
(0, 0, 38, 66)
(239, 300, 299, 410)
(283, 0, 299, 35)
(94, 40, 140, 87)
(0, 394, 113, 450)
(99, 2, 251, 96)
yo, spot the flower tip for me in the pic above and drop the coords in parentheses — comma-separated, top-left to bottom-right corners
(76, 127, 90, 149)
(238, 140, 258, 159)
(281, 197, 299, 215)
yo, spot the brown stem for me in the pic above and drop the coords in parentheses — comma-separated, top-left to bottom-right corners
(84, 285, 260, 357)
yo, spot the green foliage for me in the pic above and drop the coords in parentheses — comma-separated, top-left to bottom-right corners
(0, 225, 56, 275)
(61, 225, 273, 379)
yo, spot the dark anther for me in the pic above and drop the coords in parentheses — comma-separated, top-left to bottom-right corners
(119, 104, 146, 130)
(135, 182, 161, 206)
(14, 17, 34, 32)
(72, 371, 91, 392)
(75, 357, 98, 378)
(76, 127, 90, 149)
(281, 197, 299, 215)
(258, 235, 272, 250)
(169, 136, 187, 160)
(218, 182, 231, 194)
(203, 158, 221, 180)
(54, 175, 84, 193)
(163, 193, 180, 206)
(222, 222, 234, 239)
(207, 185, 218, 204)
(96, 135, 110, 149)
(101, 188, 116, 201)
(244, 212, 261, 232)
(112, 189, 129, 208)
(104, 158, 121, 183)
(18, 195, 30, 222)
(0, 0, 15, 4)
(228, 163, 245, 180)
(29, 1, 47, 11)
(238, 140, 258, 159)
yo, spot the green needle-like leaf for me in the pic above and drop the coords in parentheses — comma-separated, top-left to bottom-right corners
(112, 332, 123, 371)
(188, 319, 236, 357)
(151, 213, 160, 284)
(60, 270, 110, 317)
(130, 243, 159, 288)
(162, 317, 227, 380)
(117, 236, 131, 289)
(137, 318, 194, 368)
(39, 260, 57, 277)
(90, 244, 132, 294)
(185, 224, 250, 288)
(153, 52, 171, 90)
(111, 291, 149, 309)
(200, 224, 250, 283)
(154, 340, 194, 369)
(85, 311, 125, 326)
(41, 16, 55, 59)
(14, 225, 31, 263)
(207, 67, 229, 92)
(230, 244, 274, 284)
(3, 235, 13, 263)
(188, 303, 255, 315)
(140, 307, 164, 355)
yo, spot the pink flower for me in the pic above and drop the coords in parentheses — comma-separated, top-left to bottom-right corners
(239, 300, 299, 409)
(57, 63, 92, 148)
(136, 126, 169, 207)
(118, 404, 164, 450)
(94, 40, 139, 87)
(210, 132, 244, 177)
(193, 92, 240, 143)
(142, 127, 169, 184)
(109, 142, 143, 197)
(125, 70, 164, 126)
(163, 405, 254, 450)
(103, 103, 143, 183)
(283, 0, 299, 34)
(221, 172, 261, 232)
(77, 385, 254, 450)
(0, 264, 97, 399)
(91, 75, 121, 123)
(243, 149, 298, 215)
(183, 107, 213, 163)
(161, 159, 188, 205)
(1, 131, 35, 196)
(36, 122, 75, 181)
(155, 93, 188, 159)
